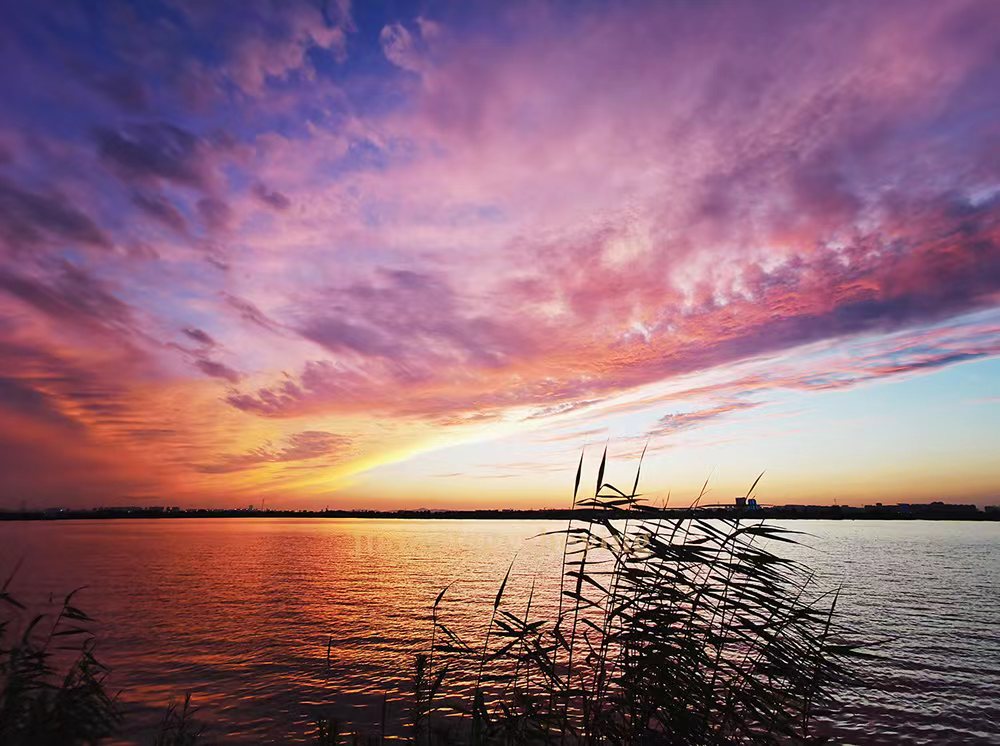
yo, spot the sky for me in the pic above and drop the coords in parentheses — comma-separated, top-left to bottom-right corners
(0, 0, 998, 510)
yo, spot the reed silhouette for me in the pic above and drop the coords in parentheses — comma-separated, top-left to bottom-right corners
(0, 572, 119, 745)
(399, 450, 863, 745)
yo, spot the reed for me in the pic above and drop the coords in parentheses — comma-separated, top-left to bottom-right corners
(0, 571, 207, 745)
(415, 452, 863, 745)
(0, 571, 120, 745)
(154, 693, 203, 746)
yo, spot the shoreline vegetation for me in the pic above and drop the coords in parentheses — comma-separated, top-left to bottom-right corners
(0, 498, 1000, 521)
(2, 502, 994, 521)
(3, 453, 870, 744)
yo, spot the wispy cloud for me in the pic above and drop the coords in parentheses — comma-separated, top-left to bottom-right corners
(199, 431, 352, 474)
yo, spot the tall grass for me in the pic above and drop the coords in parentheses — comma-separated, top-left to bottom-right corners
(414, 451, 862, 745)
(154, 693, 204, 746)
(0, 571, 120, 745)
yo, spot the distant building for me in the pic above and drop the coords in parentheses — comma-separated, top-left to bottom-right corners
(863, 501, 979, 517)
(734, 496, 747, 509)
(747, 498, 759, 511)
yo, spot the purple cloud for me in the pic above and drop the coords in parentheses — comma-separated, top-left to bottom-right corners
(95, 123, 210, 189)
(0, 262, 132, 330)
(182, 327, 216, 347)
(194, 357, 241, 384)
(251, 182, 291, 211)
(0, 178, 111, 252)
(131, 191, 188, 233)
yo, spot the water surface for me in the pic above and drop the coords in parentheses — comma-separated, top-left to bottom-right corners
(2, 519, 997, 744)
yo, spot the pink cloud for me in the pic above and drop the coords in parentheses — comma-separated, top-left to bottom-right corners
(228, 191, 999, 420)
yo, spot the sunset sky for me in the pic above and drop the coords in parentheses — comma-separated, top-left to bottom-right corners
(1, 0, 998, 509)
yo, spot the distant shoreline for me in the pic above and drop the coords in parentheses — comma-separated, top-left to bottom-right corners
(2, 505, 997, 522)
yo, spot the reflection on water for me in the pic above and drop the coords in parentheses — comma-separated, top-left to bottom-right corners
(1, 519, 997, 744)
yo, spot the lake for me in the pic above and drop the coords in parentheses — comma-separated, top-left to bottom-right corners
(1, 519, 997, 744)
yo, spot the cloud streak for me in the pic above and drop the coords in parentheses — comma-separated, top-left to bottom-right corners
(199, 431, 352, 474)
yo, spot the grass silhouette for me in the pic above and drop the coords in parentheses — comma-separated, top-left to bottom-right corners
(0, 571, 120, 745)
(404, 450, 862, 745)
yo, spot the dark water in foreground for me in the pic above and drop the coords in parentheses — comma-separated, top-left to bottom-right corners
(1, 519, 997, 744)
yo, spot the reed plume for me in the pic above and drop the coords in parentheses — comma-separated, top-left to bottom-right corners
(417, 452, 863, 745)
